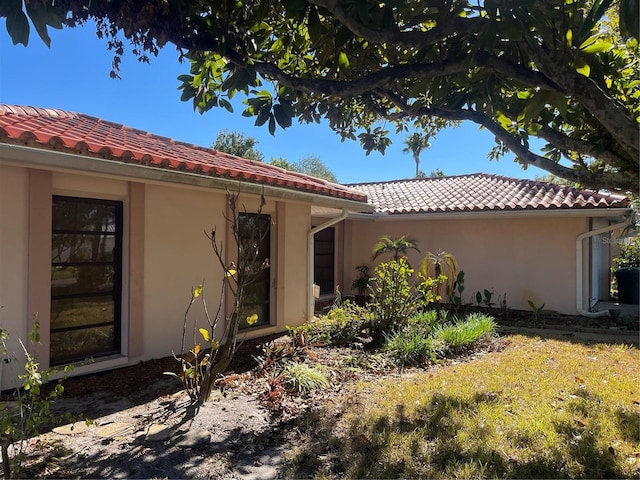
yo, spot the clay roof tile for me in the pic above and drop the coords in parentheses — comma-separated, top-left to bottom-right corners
(0, 104, 367, 204)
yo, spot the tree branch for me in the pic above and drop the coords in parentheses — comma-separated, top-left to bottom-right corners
(225, 49, 559, 96)
(307, 0, 487, 47)
(378, 89, 639, 193)
(525, 46, 639, 159)
(537, 125, 636, 168)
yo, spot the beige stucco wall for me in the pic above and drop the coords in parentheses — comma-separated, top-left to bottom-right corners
(344, 215, 587, 315)
(0, 165, 29, 390)
(141, 185, 311, 360)
(0, 160, 314, 388)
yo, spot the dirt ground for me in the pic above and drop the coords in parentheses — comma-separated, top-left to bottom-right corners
(8, 313, 639, 479)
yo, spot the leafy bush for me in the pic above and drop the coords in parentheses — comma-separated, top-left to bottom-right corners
(384, 323, 444, 368)
(283, 362, 329, 394)
(369, 258, 416, 342)
(0, 322, 73, 479)
(406, 310, 442, 329)
(298, 301, 372, 346)
(433, 313, 496, 352)
(612, 237, 640, 269)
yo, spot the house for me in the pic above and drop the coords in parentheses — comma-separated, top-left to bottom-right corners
(0, 105, 372, 389)
(0, 105, 634, 388)
(327, 175, 632, 317)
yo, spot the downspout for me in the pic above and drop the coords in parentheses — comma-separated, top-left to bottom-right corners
(308, 208, 349, 322)
(576, 215, 633, 317)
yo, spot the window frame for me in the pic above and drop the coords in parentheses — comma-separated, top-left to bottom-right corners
(50, 195, 124, 366)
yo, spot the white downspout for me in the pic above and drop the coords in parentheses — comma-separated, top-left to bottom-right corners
(307, 208, 349, 322)
(576, 216, 633, 317)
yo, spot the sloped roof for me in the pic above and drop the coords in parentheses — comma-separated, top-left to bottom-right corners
(347, 174, 629, 214)
(0, 105, 368, 203)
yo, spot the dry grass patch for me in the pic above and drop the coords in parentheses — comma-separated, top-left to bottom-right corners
(327, 336, 639, 479)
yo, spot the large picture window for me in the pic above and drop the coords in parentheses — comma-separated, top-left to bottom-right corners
(237, 213, 271, 329)
(50, 196, 123, 365)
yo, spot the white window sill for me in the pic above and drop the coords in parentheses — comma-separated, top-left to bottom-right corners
(50, 355, 129, 381)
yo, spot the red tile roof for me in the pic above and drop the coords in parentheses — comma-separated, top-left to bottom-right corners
(347, 174, 629, 214)
(0, 105, 368, 203)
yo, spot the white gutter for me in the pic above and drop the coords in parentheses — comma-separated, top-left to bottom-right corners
(347, 208, 632, 221)
(576, 215, 633, 318)
(307, 209, 349, 322)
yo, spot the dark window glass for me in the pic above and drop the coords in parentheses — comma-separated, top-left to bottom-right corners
(50, 196, 122, 365)
(238, 213, 270, 329)
(314, 227, 335, 295)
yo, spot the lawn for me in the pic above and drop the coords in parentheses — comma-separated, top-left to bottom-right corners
(285, 335, 639, 479)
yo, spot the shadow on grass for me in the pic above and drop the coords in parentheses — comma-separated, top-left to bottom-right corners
(285, 389, 636, 479)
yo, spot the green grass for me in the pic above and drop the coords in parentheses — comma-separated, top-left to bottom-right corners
(383, 323, 443, 367)
(283, 362, 330, 394)
(432, 312, 496, 351)
(333, 336, 639, 479)
(384, 312, 495, 367)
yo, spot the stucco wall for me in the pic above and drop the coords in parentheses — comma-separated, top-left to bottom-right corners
(276, 201, 311, 327)
(0, 161, 314, 388)
(344, 215, 587, 315)
(0, 165, 29, 390)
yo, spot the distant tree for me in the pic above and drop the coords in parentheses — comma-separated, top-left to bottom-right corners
(269, 157, 293, 170)
(269, 155, 338, 183)
(293, 156, 339, 183)
(213, 130, 264, 161)
(402, 133, 431, 178)
(372, 235, 420, 262)
(429, 168, 446, 178)
(535, 173, 581, 187)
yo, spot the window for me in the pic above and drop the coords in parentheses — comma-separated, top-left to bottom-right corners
(314, 227, 335, 295)
(50, 196, 123, 365)
(237, 213, 271, 329)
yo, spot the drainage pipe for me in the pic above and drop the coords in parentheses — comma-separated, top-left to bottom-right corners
(576, 216, 633, 318)
(307, 209, 349, 322)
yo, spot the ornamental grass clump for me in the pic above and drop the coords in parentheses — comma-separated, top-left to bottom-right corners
(384, 323, 444, 368)
(433, 312, 496, 352)
(283, 362, 329, 395)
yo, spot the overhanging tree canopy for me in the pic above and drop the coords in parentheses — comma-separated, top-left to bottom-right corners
(4, 0, 639, 193)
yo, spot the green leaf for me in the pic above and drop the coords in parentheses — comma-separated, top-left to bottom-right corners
(575, 62, 591, 77)
(338, 51, 350, 70)
(199, 328, 210, 342)
(268, 114, 276, 135)
(579, 37, 612, 54)
(273, 103, 293, 129)
(6, 5, 30, 46)
(565, 28, 573, 46)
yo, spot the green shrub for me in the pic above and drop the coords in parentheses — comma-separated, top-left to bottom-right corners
(384, 323, 444, 367)
(369, 258, 416, 342)
(407, 310, 442, 329)
(433, 312, 496, 352)
(301, 301, 372, 346)
(283, 362, 329, 394)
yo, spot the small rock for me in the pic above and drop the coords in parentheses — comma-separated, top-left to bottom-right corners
(175, 429, 211, 448)
(95, 422, 135, 438)
(145, 424, 173, 442)
(53, 421, 93, 435)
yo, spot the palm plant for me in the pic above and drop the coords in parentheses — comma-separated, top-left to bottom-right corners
(402, 132, 431, 178)
(372, 235, 420, 261)
(421, 250, 459, 300)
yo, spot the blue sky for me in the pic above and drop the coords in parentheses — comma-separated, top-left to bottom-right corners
(0, 21, 548, 184)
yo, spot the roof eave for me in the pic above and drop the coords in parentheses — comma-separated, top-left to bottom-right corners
(0, 143, 374, 213)
(349, 207, 632, 221)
